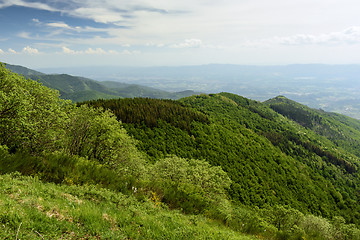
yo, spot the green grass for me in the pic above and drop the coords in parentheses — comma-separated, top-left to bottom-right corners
(0, 173, 256, 240)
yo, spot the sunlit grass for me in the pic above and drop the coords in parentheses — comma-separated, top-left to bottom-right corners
(0, 173, 255, 240)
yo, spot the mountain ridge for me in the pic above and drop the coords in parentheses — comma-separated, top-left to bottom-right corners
(38, 64, 360, 119)
(4, 63, 199, 102)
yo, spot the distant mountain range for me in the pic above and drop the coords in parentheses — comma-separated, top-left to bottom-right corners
(6, 63, 360, 119)
(39, 64, 360, 119)
(5, 63, 199, 102)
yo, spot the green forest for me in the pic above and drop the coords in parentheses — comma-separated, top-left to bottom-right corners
(1, 62, 360, 239)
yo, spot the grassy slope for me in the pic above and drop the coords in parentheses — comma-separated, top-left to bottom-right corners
(0, 173, 254, 240)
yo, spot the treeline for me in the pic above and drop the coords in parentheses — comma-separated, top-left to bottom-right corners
(81, 97, 210, 133)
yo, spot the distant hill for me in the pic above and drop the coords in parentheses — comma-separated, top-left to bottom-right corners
(39, 64, 360, 119)
(6, 63, 45, 76)
(4, 63, 199, 102)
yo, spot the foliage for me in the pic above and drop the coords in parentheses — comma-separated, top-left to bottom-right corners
(63, 104, 146, 179)
(0, 63, 68, 153)
(266, 95, 360, 158)
(148, 156, 231, 215)
(85, 93, 360, 226)
(0, 148, 132, 193)
(0, 62, 147, 187)
(81, 97, 210, 132)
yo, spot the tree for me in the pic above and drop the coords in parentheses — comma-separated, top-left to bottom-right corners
(63, 104, 147, 185)
(0, 63, 68, 153)
(150, 156, 231, 214)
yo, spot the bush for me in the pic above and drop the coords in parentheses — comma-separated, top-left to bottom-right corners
(148, 156, 231, 215)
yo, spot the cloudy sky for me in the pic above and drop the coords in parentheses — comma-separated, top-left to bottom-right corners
(1, 0, 360, 68)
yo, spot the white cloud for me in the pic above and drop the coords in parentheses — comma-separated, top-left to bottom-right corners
(62, 46, 121, 55)
(4, 0, 360, 66)
(0, 49, 4, 54)
(8, 48, 17, 54)
(62, 46, 80, 54)
(121, 50, 141, 55)
(0, 0, 56, 11)
(18, 32, 32, 39)
(43, 20, 111, 36)
(169, 39, 222, 49)
(171, 39, 204, 48)
(240, 26, 360, 48)
(108, 50, 119, 54)
(72, 7, 128, 24)
(22, 46, 39, 54)
(85, 48, 106, 54)
(274, 26, 360, 46)
(46, 22, 72, 29)
(146, 42, 165, 48)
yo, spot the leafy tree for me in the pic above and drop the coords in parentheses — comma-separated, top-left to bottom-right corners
(149, 156, 231, 214)
(0, 63, 68, 153)
(0, 63, 147, 187)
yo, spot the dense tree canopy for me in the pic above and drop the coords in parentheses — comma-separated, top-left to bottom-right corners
(84, 93, 360, 226)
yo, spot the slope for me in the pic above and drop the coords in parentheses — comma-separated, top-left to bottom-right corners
(0, 173, 253, 240)
(5, 63, 45, 76)
(84, 93, 360, 225)
(265, 95, 360, 157)
(102, 81, 200, 99)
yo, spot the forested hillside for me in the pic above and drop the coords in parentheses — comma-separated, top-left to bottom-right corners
(2, 62, 360, 239)
(84, 93, 360, 225)
(266, 96, 360, 157)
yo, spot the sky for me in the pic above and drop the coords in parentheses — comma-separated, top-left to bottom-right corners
(1, 0, 360, 68)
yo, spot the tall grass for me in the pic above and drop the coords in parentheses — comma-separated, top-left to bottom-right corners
(0, 148, 130, 193)
(0, 173, 255, 239)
